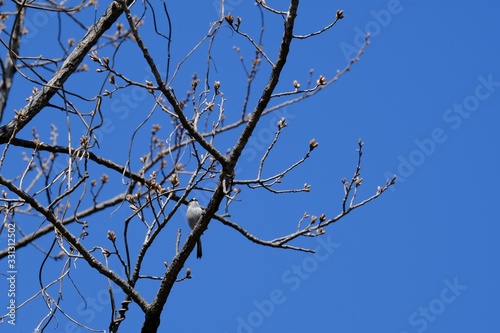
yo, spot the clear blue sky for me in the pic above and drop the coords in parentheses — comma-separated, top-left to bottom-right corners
(1, 0, 499, 332)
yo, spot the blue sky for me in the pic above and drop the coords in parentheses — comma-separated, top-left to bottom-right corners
(1, 0, 499, 332)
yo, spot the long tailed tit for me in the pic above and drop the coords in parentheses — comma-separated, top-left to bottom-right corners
(186, 198, 203, 259)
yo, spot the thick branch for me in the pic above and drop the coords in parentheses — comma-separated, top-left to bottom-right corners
(0, 4, 25, 123)
(140, 2, 300, 332)
(226, 0, 298, 169)
(0, 174, 149, 311)
(0, 0, 131, 140)
(142, 172, 227, 332)
(120, 0, 227, 166)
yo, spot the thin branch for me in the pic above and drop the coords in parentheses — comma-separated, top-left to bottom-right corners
(227, 0, 298, 169)
(121, 0, 227, 166)
(0, 0, 132, 141)
(0, 193, 126, 259)
(271, 35, 369, 99)
(141, 2, 300, 332)
(293, 11, 344, 39)
(0, 174, 149, 312)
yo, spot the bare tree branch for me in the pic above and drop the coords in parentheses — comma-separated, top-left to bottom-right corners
(0, 174, 149, 312)
(0, 0, 132, 141)
(0, 1, 394, 332)
(0, 3, 25, 123)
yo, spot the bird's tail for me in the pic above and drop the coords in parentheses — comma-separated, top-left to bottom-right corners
(196, 239, 203, 259)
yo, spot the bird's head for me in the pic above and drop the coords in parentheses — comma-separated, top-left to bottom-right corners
(188, 198, 199, 207)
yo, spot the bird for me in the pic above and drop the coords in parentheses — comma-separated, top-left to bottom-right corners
(186, 198, 203, 259)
